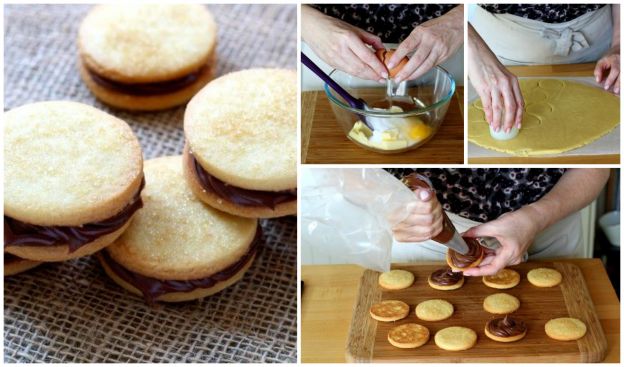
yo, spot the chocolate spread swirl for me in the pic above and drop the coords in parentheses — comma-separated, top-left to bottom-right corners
(487, 315, 527, 337)
(4, 178, 145, 253)
(430, 267, 463, 285)
(448, 237, 484, 268)
(101, 226, 262, 304)
(190, 152, 296, 209)
(87, 65, 205, 96)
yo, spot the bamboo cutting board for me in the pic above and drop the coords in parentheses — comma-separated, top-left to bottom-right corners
(301, 88, 464, 164)
(346, 262, 607, 362)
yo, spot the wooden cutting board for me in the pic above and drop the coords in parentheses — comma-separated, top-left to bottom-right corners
(346, 262, 607, 362)
(301, 88, 464, 164)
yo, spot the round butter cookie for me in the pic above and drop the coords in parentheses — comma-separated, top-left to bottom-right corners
(378, 269, 415, 290)
(446, 237, 485, 272)
(415, 299, 454, 321)
(4, 101, 143, 262)
(4, 253, 42, 276)
(527, 268, 562, 287)
(98, 156, 260, 303)
(183, 69, 297, 218)
(484, 315, 527, 342)
(434, 326, 477, 351)
(78, 4, 217, 110)
(483, 293, 520, 314)
(428, 267, 464, 290)
(369, 300, 410, 322)
(545, 317, 587, 341)
(482, 268, 521, 289)
(388, 323, 430, 349)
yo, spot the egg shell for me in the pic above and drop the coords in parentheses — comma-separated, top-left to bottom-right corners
(375, 49, 408, 78)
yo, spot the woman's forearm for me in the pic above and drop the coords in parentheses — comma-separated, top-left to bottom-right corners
(527, 169, 610, 232)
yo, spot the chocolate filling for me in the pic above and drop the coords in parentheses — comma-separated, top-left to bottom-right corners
(4, 179, 145, 253)
(448, 237, 485, 268)
(430, 267, 463, 286)
(190, 151, 296, 209)
(487, 315, 527, 337)
(87, 65, 205, 96)
(101, 225, 262, 304)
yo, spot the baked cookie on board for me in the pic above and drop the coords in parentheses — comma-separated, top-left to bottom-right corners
(415, 299, 454, 321)
(427, 267, 464, 290)
(78, 4, 217, 110)
(545, 317, 587, 341)
(183, 69, 297, 218)
(388, 323, 430, 349)
(369, 300, 410, 322)
(482, 268, 521, 289)
(527, 268, 563, 287)
(484, 315, 528, 342)
(4, 101, 144, 262)
(98, 156, 259, 303)
(483, 293, 521, 314)
(378, 269, 415, 290)
(434, 326, 477, 351)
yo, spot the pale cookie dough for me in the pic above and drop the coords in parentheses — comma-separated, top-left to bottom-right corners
(378, 269, 415, 290)
(468, 79, 620, 156)
(434, 326, 477, 351)
(388, 323, 430, 349)
(545, 317, 587, 341)
(369, 300, 410, 322)
(482, 268, 521, 289)
(415, 299, 454, 321)
(483, 293, 520, 314)
(527, 268, 562, 287)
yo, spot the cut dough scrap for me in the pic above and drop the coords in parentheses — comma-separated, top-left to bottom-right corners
(468, 79, 620, 156)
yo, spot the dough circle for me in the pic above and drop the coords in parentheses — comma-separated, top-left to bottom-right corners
(468, 79, 619, 156)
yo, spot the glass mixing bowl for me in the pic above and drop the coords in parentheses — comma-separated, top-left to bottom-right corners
(324, 66, 455, 154)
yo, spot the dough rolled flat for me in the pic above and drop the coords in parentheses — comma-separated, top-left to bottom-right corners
(468, 79, 620, 156)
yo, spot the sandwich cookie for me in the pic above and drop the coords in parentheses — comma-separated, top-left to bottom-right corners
(369, 300, 410, 322)
(485, 315, 527, 342)
(428, 267, 464, 290)
(388, 323, 430, 349)
(482, 268, 521, 289)
(527, 267, 562, 287)
(98, 156, 260, 303)
(446, 237, 485, 272)
(4, 253, 42, 276)
(4, 101, 144, 262)
(545, 317, 587, 341)
(78, 4, 217, 110)
(183, 69, 297, 218)
(378, 269, 415, 290)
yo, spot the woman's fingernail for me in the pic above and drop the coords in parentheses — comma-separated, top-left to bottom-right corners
(615, 87, 620, 94)
(378, 78, 385, 83)
(386, 61, 395, 69)
(505, 128, 510, 133)
(518, 123, 522, 129)
(381, 71, 388, 79)
(419, 190, 430, 200)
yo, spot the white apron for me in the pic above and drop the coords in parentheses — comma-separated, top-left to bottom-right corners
(391, 211, 582, 262)
(468, 5, 613, 65)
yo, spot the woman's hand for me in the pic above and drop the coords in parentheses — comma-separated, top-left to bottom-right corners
(387, 5, 464, 83)
(461, 206, 541, 276)
(392, 189, 444, 243)
(595, 47, 620, 95)
(301, 6, 388, 82)
(468, 24, 524, 134)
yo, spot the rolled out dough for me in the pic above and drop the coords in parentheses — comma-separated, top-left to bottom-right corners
(468, 79, 620, 156)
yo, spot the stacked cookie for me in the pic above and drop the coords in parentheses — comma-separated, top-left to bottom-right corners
(5, 4, 297, 305)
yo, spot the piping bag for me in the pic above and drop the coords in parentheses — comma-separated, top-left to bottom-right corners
(301, 168, 492, 272)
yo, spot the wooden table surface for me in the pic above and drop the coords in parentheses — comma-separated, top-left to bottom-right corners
(301, 259, 620, 363)
(301, 87, 464, 164)
(468, 63, 620, 164)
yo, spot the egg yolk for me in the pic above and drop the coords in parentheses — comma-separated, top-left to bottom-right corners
(407, 121, 432, 141)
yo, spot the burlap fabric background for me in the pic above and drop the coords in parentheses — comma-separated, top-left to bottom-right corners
(4, 4, 297, 363)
